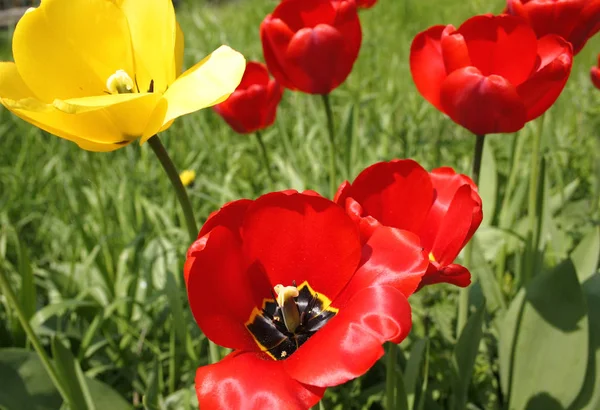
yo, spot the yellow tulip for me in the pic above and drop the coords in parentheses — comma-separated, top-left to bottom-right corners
(179, 169, 196, 187)
(0, 0, 246, 152)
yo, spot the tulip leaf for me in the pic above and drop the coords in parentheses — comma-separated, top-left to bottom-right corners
(51, 336, 97, 410)
(452, 301, 485, 410)
(143, 358, 161, 410)
(0, 348, 62, 410)
(500, 258, 588, 410)
(569, 228, 600, 410)
(404, 338, 428, 410)
(0, 348, 130, 410)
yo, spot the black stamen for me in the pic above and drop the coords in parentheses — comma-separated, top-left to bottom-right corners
(148, 79, 154, 93)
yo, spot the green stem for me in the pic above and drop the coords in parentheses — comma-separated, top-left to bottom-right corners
(147, 135, 198, 242)
(321, 94, 336, 198)
(386, 342, 398, 409)
(147, 135, 222, 363)
(255, 131, 275, 187)
(456, 134, 485, 336)
(523, 119, 544, 286)
(0, 267, 71, 403)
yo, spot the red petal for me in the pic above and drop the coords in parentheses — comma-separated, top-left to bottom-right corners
(440, 66, 527, 135)
(344, 197, 382, 243)
(418, 263, 472, 289)
(238, 62, 270, 89)
(419, 167, 481, 253)
(196, 351, 325, 410)
(334, 226, 428, 307)
(517, 35, 573, 121)
(572, 0, 600, 54)
(260, 17, 298, 91)
(198, 198, 253, 239)
(273, 0, 337, 31)
(285, 25, 347, 94)
(242, 192, 361, 302)
(428, 184, 482, 265)
(410, 25, 448, 111)
(187, 226, 271, 351)
(457, 14, 538, 87)
(283, 286, 412, 387)
(342, 160, 434, 234)
(591, 66, 600, 90)
(440, 28, 472, 73)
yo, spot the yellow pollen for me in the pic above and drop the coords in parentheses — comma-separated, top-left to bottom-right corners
(274, 284, 301, 333)
(106, 69, 135, 94)
(429, 252, 436, 262)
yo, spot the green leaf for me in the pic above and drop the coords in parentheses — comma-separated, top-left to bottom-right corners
(404, 338, 427, 410)
(452, 301, 485, 410)
(51, 337, 96, 410)
(570, 228, 600, 410)
(143, 359, 161, 410)
(0, 348, 62, 410)
(500, 259, 589, 409)
(0, 348, 130, 410)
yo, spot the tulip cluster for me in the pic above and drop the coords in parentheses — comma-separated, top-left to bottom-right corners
(186, 160, 483, 408)
(0, 0, 597, 409)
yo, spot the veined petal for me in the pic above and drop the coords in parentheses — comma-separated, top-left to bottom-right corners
(117, 0, 177, 93)
(196, 351, 325, 410)
(13, 0, 134, 101)
(162, 46, 246, 125)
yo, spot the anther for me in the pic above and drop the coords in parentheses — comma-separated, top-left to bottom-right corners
(274, 284, 301, 333)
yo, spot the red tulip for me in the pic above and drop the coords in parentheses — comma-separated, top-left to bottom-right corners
(505, 0, 600, 55)
(591, 54, 600, 90)
(213, 62, 284, 134)
(335, 160, 483, 289)
(410, 14, 573, 136)
(260, 0, 362, 94)
(186, 191, 428, 409)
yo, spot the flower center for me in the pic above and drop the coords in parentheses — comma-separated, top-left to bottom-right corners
(106, 69, 135, 94)
(245, 281, 338, 360)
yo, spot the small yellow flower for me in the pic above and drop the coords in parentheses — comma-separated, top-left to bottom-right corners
(179, 169, 196, 187)
(0, 0, 245, 152)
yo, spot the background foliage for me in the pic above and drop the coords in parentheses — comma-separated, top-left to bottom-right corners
(0, 0, 599, 408)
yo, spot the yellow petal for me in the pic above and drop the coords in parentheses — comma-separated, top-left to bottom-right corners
(117, 0, 177, 94)
(13, 0, 135, 102)
(175, 21, 184, 77)
(161, 45, 246, 125)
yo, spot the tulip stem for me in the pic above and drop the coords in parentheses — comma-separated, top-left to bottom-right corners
(255, 131, 275, 187)
(385, 342, 398, 409)
(321, 93, 336, 198)
(456, 134, 485, 336)
(0, 268, 71, 404)
(147, 135, 198, 242)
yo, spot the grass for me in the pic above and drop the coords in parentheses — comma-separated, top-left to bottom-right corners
(0, 0, 599, 408)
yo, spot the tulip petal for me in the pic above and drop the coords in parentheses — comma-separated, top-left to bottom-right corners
(160, 46, 245, 128)
(186, 226, 272, 351)
(591, 66, 600, 90)
(428, 184, 482, 265)
(196, 351, 325, 410)
(440, 66, 527, 135)
(334, 226, 428, 308)
(419, 263, 472, 289)
(198, 198, 253, 239)
(419, 167, 481, 254)
(457, 14, 538, 87)
(241, 192, 361, 304)
(175, 22, 184, 77)
(118, 0, 177, 93)
(12, 0, 135, 101)
(284, 286, 412, 386)
(410, 25, 448, 111)
(517, 35, 573, 121)
(341, 160, 434, 234)
(0, 62, 158, 149)
(260, 17, 298, 90)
